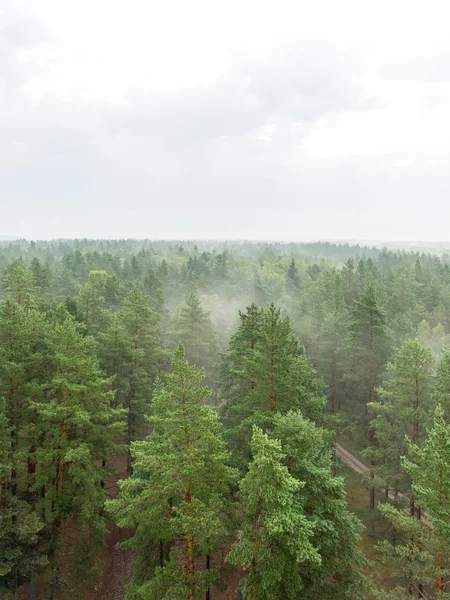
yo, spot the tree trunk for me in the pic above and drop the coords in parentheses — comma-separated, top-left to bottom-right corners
(206, 554, 211, 600)
(369, 424, 375, 536)
(368, 345, 376, 536)
(331, 350, 337, 473)
(186, 520, 195, 600)
(437, 545, 444, 596)
(29, 574, 36, 600)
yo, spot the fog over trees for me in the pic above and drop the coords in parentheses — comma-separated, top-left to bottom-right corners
(0, 239, 450, 599)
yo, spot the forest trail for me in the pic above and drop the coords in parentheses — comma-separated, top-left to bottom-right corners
(336, 444, 368, 474)
(336, 444, 431, 527)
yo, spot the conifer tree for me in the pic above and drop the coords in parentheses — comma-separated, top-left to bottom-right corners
(142, 263, 165, 314)
(167, 294, 219, 378)
(404, 408, 450, 597)
(227, 426, 320, 600)
(0, 298, 47, 596)
(371, 339, 434, 506)
(286, 258, 300, 292)
(76, 280, 110, 336)
(221, 303, 325, 469)
(377, 409, 450, 599)
(218, 303, 263, 424)
(100, 288, 162, 472)
(272, 411, 367, 599)
(434, 348, 450, 415)
(4, 265, 37, 304)
(108, 346, 236, 600)
(317, 270, 349, 419)
(350, 282, 388, 530)
(29, 314, 124, 597)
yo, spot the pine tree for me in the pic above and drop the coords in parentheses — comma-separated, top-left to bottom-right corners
(377, 409, 450, 599)
(227, 426, 320, 600)
(76, 280, 110, 336)
(142, 263, 165, 314)
(317, 270, 349, 420)
(167, 294, 219, 378)
(371, 339, 434, 507)
(221, 303, 325, 469)
(403, 408, 450, 597)
(0, 298, 47, 596)
(4, 265, 37, 304)
(107, 346, 236, 600)
(100, 288, 162, 472)
(29, 314, 124, 597)
(272, 411, 367, 599)
(350, 282, 388, 532)
(434, 348, 450, 415)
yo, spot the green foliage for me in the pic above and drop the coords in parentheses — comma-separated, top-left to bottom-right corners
(99, 287, 162, 472)
(29, 313, 125, 586)
(376, 409, 450, 598)
(221, 303, 325, 469)
(371, 339, 435, 495)
(1, 239, 450, 597)
(108, 346, 236, 599)
(166, 293, 219, 377)
(272, 411, 368, 599)
(227, 426, 320, 600)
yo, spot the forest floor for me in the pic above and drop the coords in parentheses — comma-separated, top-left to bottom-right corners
(336, 459, 396, 595)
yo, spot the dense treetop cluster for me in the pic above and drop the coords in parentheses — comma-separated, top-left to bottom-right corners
(2, 239, 450, 599)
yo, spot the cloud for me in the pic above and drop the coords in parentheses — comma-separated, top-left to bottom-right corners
(2, 0, 450, 240)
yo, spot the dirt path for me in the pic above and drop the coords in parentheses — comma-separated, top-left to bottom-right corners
(336, 444, 431, 527)
(336, 444, 368, 474)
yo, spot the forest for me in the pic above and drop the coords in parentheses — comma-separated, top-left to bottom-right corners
(1, 238, 450, 600)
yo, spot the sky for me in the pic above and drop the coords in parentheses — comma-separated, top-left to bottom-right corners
(1, 0, 450, 241)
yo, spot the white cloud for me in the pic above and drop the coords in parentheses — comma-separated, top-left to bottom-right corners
(1, 0, 450, 240)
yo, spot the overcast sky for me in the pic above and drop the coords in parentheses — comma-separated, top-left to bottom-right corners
(1, 0, 450, 241)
